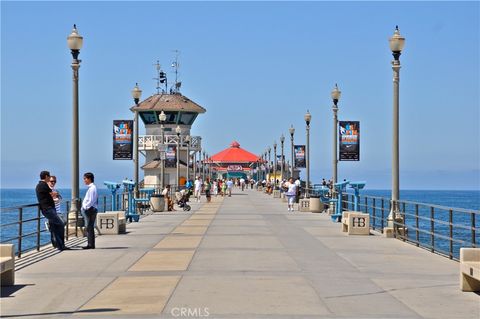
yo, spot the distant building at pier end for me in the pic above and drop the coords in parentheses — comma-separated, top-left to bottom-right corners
(209, 141, 260, 180)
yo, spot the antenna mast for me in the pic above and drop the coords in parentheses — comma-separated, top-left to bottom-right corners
(171, 50, 181, 93)
(153, 60, 161, 94)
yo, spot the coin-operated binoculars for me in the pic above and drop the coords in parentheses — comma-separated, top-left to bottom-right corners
(332, 180, 350, 222)
(349, 181, 366, 212)
(122, 180, 140, 222)
(104, 181, 122, 211)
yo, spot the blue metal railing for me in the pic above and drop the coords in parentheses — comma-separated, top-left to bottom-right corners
(341, 194, 479, 261)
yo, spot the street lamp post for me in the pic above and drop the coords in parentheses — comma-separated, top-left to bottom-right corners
(131, 83, 142, 196)
(273, 141, 277, 188)
(268, 147, 271, 181)
(280, 134, 285, 181)
(185, 135, 191, 182)
(175, 125, 181, 190)
(265, 151, 268, 180)
(202, 151, 206, 180)
(304, 110, 311, 196)
(289, 125, 295, 179)
(159, 110, 167, 190)
(67, 24, 83, 221)
(331, 84, 341, 185)
(388, 26, 406, 228)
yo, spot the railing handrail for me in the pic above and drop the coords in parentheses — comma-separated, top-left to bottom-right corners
(340, 193, 477, 261)
(357, 194, 480, 215)
(0, 194, 129, 258)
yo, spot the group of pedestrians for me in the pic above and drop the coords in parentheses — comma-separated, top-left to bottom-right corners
(190, 176, 235, 202)
(35, 170, 98, 251)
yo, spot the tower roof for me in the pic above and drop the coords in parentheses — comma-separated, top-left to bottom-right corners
(210, 141, 260, 163)
(130, 93, 206, 113)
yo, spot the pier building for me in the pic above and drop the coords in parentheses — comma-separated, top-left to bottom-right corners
(131, 92, 205, 188)
(209, 141, 260, 179)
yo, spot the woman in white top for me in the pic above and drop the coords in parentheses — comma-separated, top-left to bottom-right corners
(285, 178, 297, 212)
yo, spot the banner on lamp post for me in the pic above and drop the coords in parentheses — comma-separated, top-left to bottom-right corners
(164, 145, 177, 168)
(113, 120, 133, 160)
(339, 121, 360, 161)
(294, 145, 306, 168)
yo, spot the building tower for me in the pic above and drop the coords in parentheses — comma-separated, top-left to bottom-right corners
(130, 92, 206, 188)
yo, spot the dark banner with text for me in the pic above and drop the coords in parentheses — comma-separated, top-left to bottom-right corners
(294, 145, 306, 168)
(113, 120, 133, 160)
(164, 145, 177, 168)
(339, 121, 360, 161)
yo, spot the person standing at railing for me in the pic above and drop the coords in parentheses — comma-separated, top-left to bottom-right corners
(47, 176, 66, 248)
(35, 171, 68, 251)
(81, 172, 98, 250)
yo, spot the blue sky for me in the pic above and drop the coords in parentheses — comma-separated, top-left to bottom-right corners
(1, 1, 479, 190)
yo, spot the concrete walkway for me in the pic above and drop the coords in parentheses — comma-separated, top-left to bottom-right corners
(1, 189, 478, 318)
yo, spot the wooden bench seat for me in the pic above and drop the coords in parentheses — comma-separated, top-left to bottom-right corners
(460, 248, 480, 292)
(1, 244, 14, 286)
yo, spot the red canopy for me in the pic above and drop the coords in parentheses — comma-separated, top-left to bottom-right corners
(210, 141, 260, 163)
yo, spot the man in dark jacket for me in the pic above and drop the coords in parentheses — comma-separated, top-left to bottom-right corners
(35, 170, 68, 251)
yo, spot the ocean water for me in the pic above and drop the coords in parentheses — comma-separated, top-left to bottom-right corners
(1, 188, 479, 258)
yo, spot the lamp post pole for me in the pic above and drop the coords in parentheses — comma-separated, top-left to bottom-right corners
(185, 136, 191, 182)
(202, 151, 206, 180)
(289, 125, 295, 179)
(175, 126, 181, 191)
(159, 110, 167, 190)
(264, 151, 268, 180)
(132, 83, 142, 196)
(67, 25, 83, 221)
(268, 147, 271, 181)
(388, 26, 406, 227)
(305, 110, 311, 196)
(273, 141, 277, 187)
(280, 134, 285, 181)
(331, 85, 341, 185)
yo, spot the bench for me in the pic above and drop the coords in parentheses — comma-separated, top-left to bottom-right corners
(1, 244, 14, 286)
(342, 211, 370, 235)
(460, 248, 480, 292)
(96, 211, 127, 235)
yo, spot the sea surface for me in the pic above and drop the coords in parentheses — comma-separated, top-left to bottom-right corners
(1, 188, 479, 258)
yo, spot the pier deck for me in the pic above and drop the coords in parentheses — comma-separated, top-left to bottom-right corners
(1, 189, 478, 318)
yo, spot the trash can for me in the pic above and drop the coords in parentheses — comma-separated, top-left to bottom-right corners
(150, 194, 165, 212)
(309, 195, 322, 213)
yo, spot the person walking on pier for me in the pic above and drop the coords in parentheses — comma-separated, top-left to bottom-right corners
(162, 185, 175, 211)
(285, 177, 297, 212)
(194, 176, 202, 202)
(36, 171, 68, 251)
(226, 179, 234, 197)
(204, 178, 212, 202)
(81, 172, 98, 250)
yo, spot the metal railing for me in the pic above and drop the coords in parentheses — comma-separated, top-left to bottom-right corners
(0, 194, 126, 258)
(341, 194, 479, 261)
(138, 135, 202, 152)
